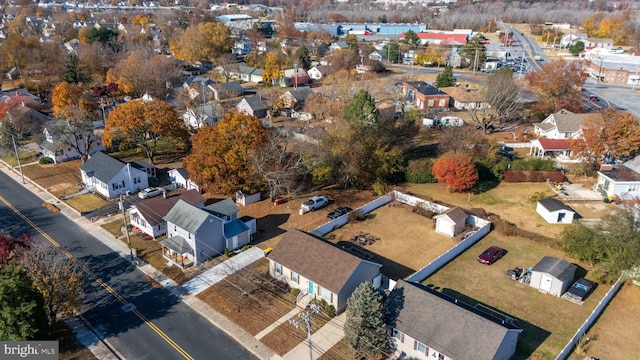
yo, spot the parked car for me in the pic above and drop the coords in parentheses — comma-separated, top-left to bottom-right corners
(327, 207, 353, 220)
(301, 196, 329, 212)
(565, 278, 595, 301)
(138, 187, 165, 199)
(589, 95, 599, 102)
(498, 149, 516, 160)
(477, 246, 507, 265)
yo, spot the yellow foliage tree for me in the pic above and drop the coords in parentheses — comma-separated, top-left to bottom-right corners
(169, 22, 232, 64)
(263, 51, 285, 86)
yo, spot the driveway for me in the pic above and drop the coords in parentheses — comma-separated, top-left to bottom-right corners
(553, 183, 602, 201)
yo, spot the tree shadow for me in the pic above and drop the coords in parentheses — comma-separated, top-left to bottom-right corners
(252, 213, 290, 244)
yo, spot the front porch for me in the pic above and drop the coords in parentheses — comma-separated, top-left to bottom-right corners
(160, 236, 194, 268)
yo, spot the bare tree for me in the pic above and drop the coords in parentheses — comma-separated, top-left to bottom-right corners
(21, 244, 84, 326)
(470, 68, 522, 133)
(216, 53, 240, 83)
(250, 131, 303, 200)
(53, 105, 102, 163)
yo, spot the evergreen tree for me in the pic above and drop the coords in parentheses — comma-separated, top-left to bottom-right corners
(568, 41, 585, 56)
(343, 90, 380, 130)
(460, 35, 486, 71)
(435, 65, 456, 88)
(291, 45, 312, 70)
(344, 283, 389, 359)
(0, 264, 49, 340)
(383, 41, 399, 63)
(401, 30, 421, 49)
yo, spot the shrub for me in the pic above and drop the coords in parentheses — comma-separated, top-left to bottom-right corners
(324, 304, 336, 317)
(529, 191, 547, 202)
(224, 247, 229, 257)
(568, 162, 598, 177)
(502, 170, 565, 183)
(291, 288, 301, 297)
(511, 158, 556, 171)
(39, 157, 54, 164)
(406, 159, 437, 183)
(348, 209, 365, 222)
(371, 181, 388, 196)
(118, 140, 135, 152)
(242, 244, 251, 251)
(412, 206, 436, 218)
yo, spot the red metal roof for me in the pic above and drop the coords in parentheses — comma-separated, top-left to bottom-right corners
(538, 138, 571, 151)
(400, 32, 468, 45)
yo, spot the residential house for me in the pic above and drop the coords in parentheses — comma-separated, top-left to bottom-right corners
(230, 64, 264, 83)
(446, 51, 462, 68)
(533, 109, 587, 139)
(232, 38, 253, 56)
(529, 138, 572, 159)
(308, 65, 332, 80)
(596, 163, 640, 200)
(329, 41, 349, 51)
(129, 189, 205, 239)
(168, 167, 199, 191)
(182, 75, 215, 101)
(388, 280, 521, 360)
(80, 152, 149, 199)
(368, 50, 384, 61)
(440, 86, 488, 110)
(267, 229, 382, 312)
(530, 256, 577, 297)
(402, 81, 450, 110)
(282, 68, 310, 87)
(578, 38, 613, 50)
(560, 32, 588, 47)
(160, 198, 251, 267)
(536, 198, 575, 224)
(39, 123, 106, 164)
(237, 95, 270, 119)
(434, 207, 467, 238)
(279, 87, 314, 110)
(182, 103, 222, 128)
(211, 82, 243, 100)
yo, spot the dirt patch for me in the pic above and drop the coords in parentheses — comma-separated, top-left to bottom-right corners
(22, 160, 83, 197)
(53, 321, 97, 360)
(260, 310, 331, 355)
(42, 202, 61, 213)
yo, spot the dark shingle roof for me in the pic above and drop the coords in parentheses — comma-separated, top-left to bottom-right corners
(405, 81, 447, 96)
(287, 86, 313, 102)
(205, 198, 239, 217)
(170, 167, 190, 180)
(437, 207, 467, 223)
(133, 190, 205, 227)
(532, 256, 577, 280)
(389, 280, 520, 360)
(164, 199, 212, 233)
(243, 95, 269, 111)
(599, 164, 640, 182)
(268, 229, 374, 293)
(80, 151, 125, 183)
(538, 198, 572, 213)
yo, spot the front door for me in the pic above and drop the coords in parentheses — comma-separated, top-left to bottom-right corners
(540, 274, 553, 293)
(308, 281, 314, 295)
(232, 236, 238, 250)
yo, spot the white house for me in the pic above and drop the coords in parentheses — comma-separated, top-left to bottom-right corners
(533, 109, 587, 139)
(267, 229, 382, 312)
(129, 190, 205, 239)
(530, 256, 577, 297)
(168, 167, 199, 191)
(536, 198, 575, 224)
(39, 124, 106, 164)
(307, 65, 331, 80)
(80, 152, 149, 199)
(434, 207, 467, 238)
(182, 104, 221, 129)
(160, 199, 251, 267)
(596, 163, 640, 200)
(388, 280, 521, 360)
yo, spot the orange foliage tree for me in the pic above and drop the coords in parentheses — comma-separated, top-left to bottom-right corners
(51, 82, 97, 118)
(431, 153, 479, 192)
(525, 59, 586, 119)
(184, 112, 269, 195)
(570, 109, 640, 165)
(103, 99, 189, 164)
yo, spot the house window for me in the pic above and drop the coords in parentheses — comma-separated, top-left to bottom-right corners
(417, 342, 426, 353)
(628, 184, 639, 192)
(392, 329, 404, 343)
(318, 286, 332, 301)
(428, 99, 435, 107)
(133, 177, 141, 185)
(438, 354, 445, 360)
(291, 271, 299, 283)
(112, 181, 125, 190)
(438, 99, 446, 107)
(274, 263, 282, 275)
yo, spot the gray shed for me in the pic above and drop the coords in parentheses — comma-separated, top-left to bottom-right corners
(530, 256, 577, 297)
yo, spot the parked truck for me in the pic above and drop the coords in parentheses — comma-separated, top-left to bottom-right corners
(301, 196, 328, 212)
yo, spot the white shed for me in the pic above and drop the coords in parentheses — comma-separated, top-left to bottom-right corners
(434, 207, 467, 238)
(530, 256, 577, 297)
(536, 198, 575, 224)
(236, 190, 261, 206)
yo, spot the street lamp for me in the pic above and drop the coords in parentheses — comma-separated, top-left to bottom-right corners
(595, 56, 604, 83)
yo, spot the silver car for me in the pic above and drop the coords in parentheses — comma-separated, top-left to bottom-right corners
(138, 187, 165, 199)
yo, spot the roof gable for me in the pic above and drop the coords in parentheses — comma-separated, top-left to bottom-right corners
(164, 199, 214, 234)
(80, 151, 126, 182)
(532, 256, 576, 279)
(538, 197, 572, 213)
(133, 190, 205, 227)
(205, 198, 239, 217)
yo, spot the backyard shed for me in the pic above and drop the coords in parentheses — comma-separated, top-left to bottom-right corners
(434, 207, 467, 238)
(530, 256, 577, 297)
(536, 197, 575, 224)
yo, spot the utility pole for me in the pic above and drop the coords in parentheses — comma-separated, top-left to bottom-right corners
(11, 134, 24, 184)
(294, 61, 298, 89)
(473, 48, 479, 76)
(120, 194, 133, 261)
(290, 304, 320, 360)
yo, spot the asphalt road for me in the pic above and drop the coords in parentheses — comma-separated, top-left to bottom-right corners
(0, 171, 257, 360)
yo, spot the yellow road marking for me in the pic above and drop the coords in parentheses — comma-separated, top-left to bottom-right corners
(0, 195, 194, 360)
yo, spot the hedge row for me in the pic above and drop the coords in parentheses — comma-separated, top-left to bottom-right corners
(502, 170, 565, 183)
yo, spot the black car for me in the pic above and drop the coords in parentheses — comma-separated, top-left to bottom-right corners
(498, 149, 516, 160)
(589, 95, 600, 102)
(565, 278, 595, 301)
(327, 207, 352, 220)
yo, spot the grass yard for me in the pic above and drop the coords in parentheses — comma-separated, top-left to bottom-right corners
(0, 149, 39, 167)
(22, 160, 83, 197)
(260, 311, 331, 356)
(109, 139, 189, 165)
(402, 182, 585, 238)
(568, 282, 640, 360)
(197, 258, 298, 336)
(64, 194, 112, 214)
(318, 339, 355, 360)
(324, 203, 458, 280)
(424, 232, 609, 360)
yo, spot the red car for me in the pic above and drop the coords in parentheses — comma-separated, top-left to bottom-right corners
(477, 246, 507, 265)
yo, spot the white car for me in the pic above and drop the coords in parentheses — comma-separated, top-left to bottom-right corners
(138, 187, 165, 199)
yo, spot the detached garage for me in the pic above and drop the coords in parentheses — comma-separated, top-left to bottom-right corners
(530, 256, 577, 297)
(434, 207, 467, 238)
(536, 198, 575, 224)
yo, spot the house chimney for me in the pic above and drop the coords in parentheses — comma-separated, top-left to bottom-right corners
(600, 164, 613, 172)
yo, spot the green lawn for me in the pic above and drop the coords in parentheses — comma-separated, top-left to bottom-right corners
(424, 232, 609, 360)
(109, 138, 188, 164)
(0, 149, 39, 167)
(64, 194, 112, 214)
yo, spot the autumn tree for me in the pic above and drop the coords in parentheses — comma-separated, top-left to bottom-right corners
(169, 22, 232, 64)
(263, 51, 286, 86)
(103, 99, 189, 164)
(0, 234, 31, 266)
(184, 112, 269, 194)
(432, 153, 479, 192)
(21, 244, 84, 326)
(470, 67, 522, 133)
(0, 263, 49, 340)
(570, 109, 640, 166)
(343, 282, 389, 359)
(108, 51, 179, 98)
(414, 46, 447, 67)
(435, 65, 456, 88)
(526, 59, 585, 118)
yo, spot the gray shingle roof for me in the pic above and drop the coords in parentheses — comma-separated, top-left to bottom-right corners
(80, 151, 125, 183)
(205, 198, 239, 217)
(160, 235, 193, 254)
(538, 198, 573, 213)
(171, 167, 190, 180)
(268, 229, 376, 293)
(551, 109, 587, 133)
(437, 207, 467, 223)
(389, 280, 520, 360)
(243, 95, 269, 111)
(286, 86, 313, 102)
(405, 81, 447, 96)
(164, 199, 212, 234)
(532, 256, 577, 280)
